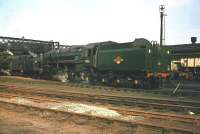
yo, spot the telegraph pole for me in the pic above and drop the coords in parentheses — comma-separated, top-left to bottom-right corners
(159, 5, 165, 46)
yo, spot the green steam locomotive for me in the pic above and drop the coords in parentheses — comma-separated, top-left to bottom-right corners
(11, 38, 171, 88)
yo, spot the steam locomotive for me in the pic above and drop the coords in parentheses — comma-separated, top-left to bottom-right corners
(10, 38, 171, 88)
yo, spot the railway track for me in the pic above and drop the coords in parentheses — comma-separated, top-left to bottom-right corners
(1, 77, 200, 98)
(55, 81, 200, 96)
(0, 83, 200, 114)
(0, 91, 199, 124)
(44, 81, 200, 98)
(1, 78, 200, 98)
(0, 92, 199, 134)
(70, 82, 200, 97)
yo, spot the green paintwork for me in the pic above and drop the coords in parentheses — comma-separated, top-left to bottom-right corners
(96, 46, 146, 71)
(0, 52, 12, 70)
(11, 55, 40, 73)
(94, 38, 170, 73)
(43, 47, 83, 64)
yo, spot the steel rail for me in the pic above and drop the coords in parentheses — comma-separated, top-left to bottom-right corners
(0, 92, 198, 134)
(1, 83, 200, 114)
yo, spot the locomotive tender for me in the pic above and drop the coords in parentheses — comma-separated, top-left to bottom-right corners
(11, 38, 171, 88)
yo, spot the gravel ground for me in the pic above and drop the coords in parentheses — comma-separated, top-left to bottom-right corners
(0, 97, 149, 134)
(0, 76, 199, 134)
(0, 96, 144, 122)
(0, 107, 112, 134)
(49, 102, 144, 121)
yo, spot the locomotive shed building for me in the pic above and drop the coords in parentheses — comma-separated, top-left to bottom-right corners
(166, 37, 200, 69)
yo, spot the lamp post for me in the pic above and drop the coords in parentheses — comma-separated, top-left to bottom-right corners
(159, 5, 165, 46)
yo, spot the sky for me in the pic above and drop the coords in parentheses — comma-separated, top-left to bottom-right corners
(0, 0, 199, 45)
